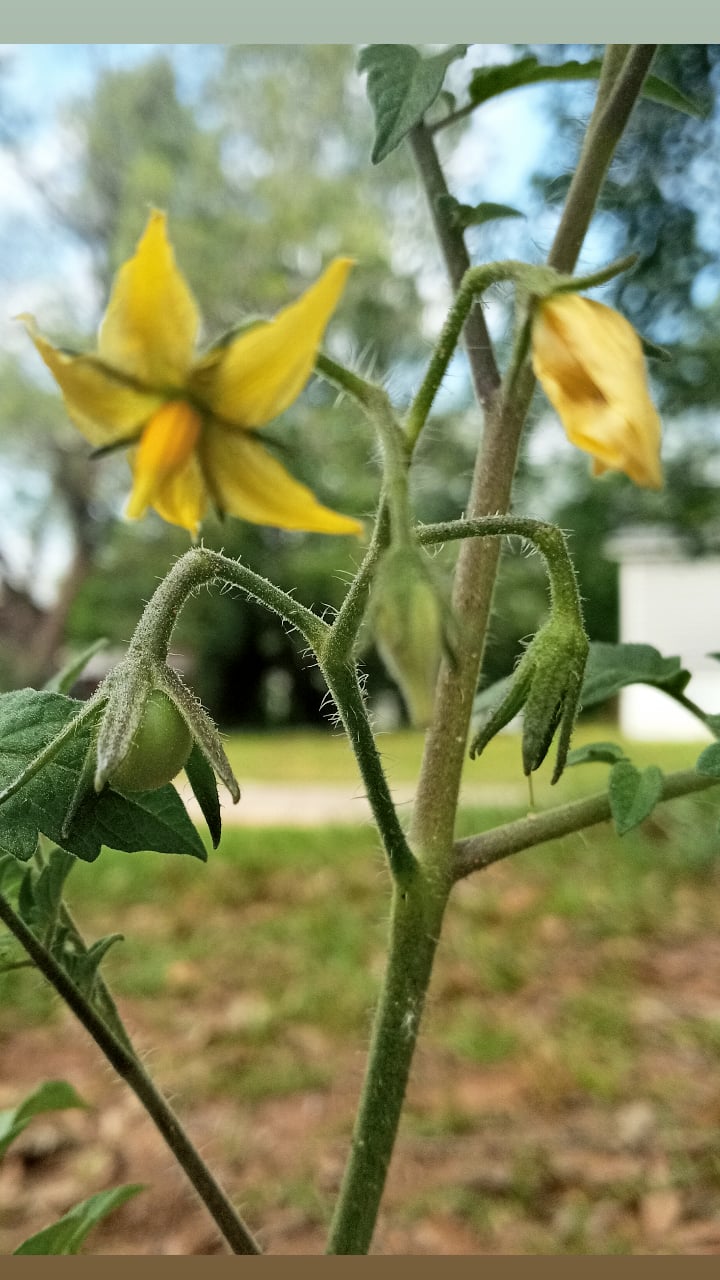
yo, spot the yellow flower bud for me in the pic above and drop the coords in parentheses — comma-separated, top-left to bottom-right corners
(531, 294, 662, 490)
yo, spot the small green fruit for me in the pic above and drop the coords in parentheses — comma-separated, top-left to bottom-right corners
(109, 690, 192, 793)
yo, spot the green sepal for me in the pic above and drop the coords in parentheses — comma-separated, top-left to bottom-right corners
(184, 742, 223, 849)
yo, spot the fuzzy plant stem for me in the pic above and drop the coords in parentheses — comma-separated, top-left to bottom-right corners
(325, 46, 657, 1257)
(326, 865, 448, 1254)
(409, 45, 657, 868)
(0, 891, 261, 1255)
(453, 768, 720, 881)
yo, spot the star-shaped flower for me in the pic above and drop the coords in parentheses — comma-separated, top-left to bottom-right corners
(20, 210, 363, 538)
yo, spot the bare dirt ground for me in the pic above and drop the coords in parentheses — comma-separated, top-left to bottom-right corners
(2, 935, 720, 1255)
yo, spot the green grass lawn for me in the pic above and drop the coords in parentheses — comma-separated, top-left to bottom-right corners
(222, 719, 710, 782)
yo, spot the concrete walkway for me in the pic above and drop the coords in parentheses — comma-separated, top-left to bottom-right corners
(182, 779, 528, 827)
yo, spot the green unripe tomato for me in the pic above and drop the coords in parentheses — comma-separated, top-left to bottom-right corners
(109, 690, 193, 793)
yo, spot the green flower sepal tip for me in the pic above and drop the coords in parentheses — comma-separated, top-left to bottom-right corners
(471, 614, 588, 784)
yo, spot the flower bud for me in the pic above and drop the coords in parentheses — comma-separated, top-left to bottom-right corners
(471, 614, 588, 783)
(531, 294, 662, 490)
(371, 546, 446, 728)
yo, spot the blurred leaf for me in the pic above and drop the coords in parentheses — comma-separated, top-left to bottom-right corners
(468, 55, 703, 117)
(0, 689, 206, 863)
(609, 760, 664, 835)
(437, 194, 524, 230)
(359, 44, 468, 162)
(696, 742, 720, 776)
(580, 642, 692, 708)
(44, 639, 108, 695)
(184, 743, 223, 849)
(14, 1184, 144, 1254)
(0, 1081, 87, 1160)
(567, 741, 628, 767)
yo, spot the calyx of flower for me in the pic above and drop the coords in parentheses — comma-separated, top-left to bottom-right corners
(94, 653, 239, 803)
(471, 613, 588, 784)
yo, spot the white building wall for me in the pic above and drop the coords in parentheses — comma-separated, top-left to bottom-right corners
(619, 557, 720, 740)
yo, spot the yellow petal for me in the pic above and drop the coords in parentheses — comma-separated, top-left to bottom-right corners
(18, 315, 163, 447)
(201, 423, 364, 535)
(143, 453, 208, 538)
(98, 210, 200, 387)
(201, 257, 353, 428)
(532, 295, 662, 490)
(125, 400, 203, 527)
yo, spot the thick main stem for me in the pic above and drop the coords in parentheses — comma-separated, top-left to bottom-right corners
(409, 45, 657, 866)
(326, 873, 448, 1254)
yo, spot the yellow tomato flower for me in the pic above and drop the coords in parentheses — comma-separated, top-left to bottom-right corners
(531, 293, 663, 490)
(19, 210, 363, 538)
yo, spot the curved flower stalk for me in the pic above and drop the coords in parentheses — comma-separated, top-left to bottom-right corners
(531, 293, 663, 489)
(20, 211, 363, 539)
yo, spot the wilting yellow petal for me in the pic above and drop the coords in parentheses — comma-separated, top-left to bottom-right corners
(18, 316, 163, 446)
(126, 400, 202, 524)
(98, 209, 200, 387)
(532, 295, 662, 490)
(202, 258, 353, 428)
(201, 422, 363, 534)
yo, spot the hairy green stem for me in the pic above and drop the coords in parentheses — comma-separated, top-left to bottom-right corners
(548, 45, 657, 273)
(131, 546, 328, 658)
(326, 48, 657, 1254)
(0, 891, 261, 1255)
(327, 871, 448, 1253)
(417, 516, 583, 624)
(409, 45, 656, 868)
(320, 660, 416, 883)
(326, 501, 390, 663)
(453, 768, 720, 881)
(408, 122, 501, 412)
(316, 352, 412, 548)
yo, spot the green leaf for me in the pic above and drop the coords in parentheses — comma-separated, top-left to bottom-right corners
(185, 742, 222, 849)
(359, 44, 468, 163)
(704, 714, 720, 739)
(17, 847, 76, 938)
(468, 55, 703, 118)
(44, 639, 108, 695)
(608, 760, 664, 836)
(580, 642, 692, 709)
(567, 741, 628, 767)
(14, 1183, 144, 1254)
(0, 689, 206, 863)
(696, 742, 720, 777)
(0, 1081, 87, 1160)
(436, 194, 524, 230)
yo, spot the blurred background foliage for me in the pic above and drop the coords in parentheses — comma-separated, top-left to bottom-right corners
(1, 44, 719, 724)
